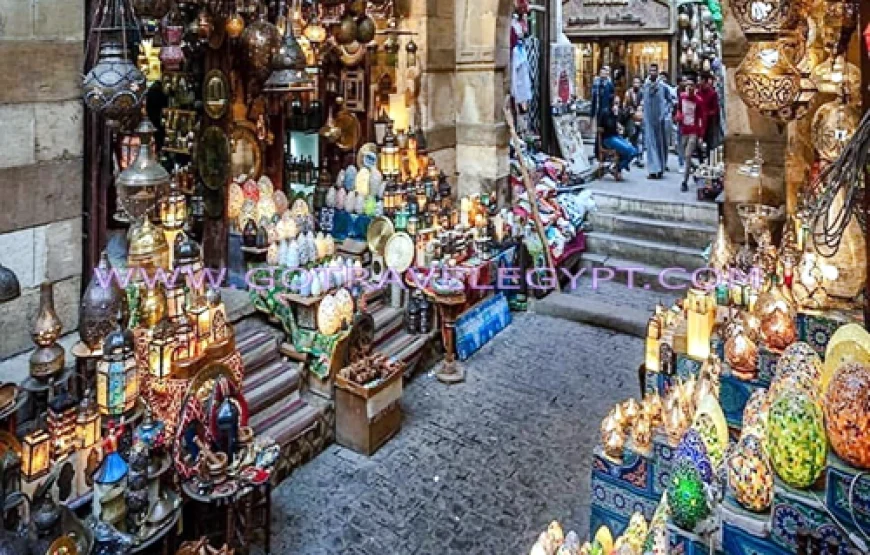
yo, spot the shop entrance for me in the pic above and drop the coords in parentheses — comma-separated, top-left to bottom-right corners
(573, 38, 671, 100)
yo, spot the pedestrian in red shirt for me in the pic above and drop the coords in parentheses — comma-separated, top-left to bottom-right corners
(674, 78, 706, 192)
(697, 74, 722, 163)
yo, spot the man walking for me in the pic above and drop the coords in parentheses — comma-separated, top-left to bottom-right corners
(698, 74, 722, 163)
(590, 65, 615, 125)
(641, 64, 670, 180)
(675, 78, 706, 192)
(623, 77, 644, 165)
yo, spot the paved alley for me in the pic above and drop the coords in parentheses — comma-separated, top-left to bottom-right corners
(270, 313, 641, 554)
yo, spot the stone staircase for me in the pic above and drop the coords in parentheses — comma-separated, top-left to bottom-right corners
(364, 287, 440, 377)
(233, 318, 333, 482)
(533, 178, 719, 337)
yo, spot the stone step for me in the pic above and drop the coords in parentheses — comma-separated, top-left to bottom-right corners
(244, 361, 303, 416)
(530, 291, 648, 338)
(576, 253, 697, 294)
(592, 190, 718, 226)
(588, 211, 715, 250)
(584, 232, 707, 274)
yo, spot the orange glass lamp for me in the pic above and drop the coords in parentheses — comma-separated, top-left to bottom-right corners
(686, 289, 715, 360)
(76, 393, 100, 450)
(166, 279, 185, 322)
(174, 313, 196, 360)
(207, 288, 228, 344)
(21, 429, 50, 480)
(148, 318, 177, 380)
(188, 298, 212, 355)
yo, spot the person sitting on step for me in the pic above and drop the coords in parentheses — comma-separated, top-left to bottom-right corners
(601, 96, 638, 181)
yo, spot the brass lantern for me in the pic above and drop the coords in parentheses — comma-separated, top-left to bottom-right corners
(159, 179, 187, 231)
(374, 108, 391, 146)
(731, 0, 794, 36)
(811, 56, 861, 97)
(76, 392, 101, 450)
(116, 116, 170, 221)
(174, 313, 196, 360)
(812, 96, 860, 161)
(187, 297, 211, 355)
(148, 318, 177, 380)
(174, 233, 205, 300)
(380, 127, 400, 180)
(406, 39, 418, 68)
(207, 288, 228, 344)
(264, 24, 315, 94)
(128, 218, 170, 276)
(166, 277, 186, 321)
(21, 429, 50, 480)
(97, 317, 138, 417)
(735, 42, 804, 123)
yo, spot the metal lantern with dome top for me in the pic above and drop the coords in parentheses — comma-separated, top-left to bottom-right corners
(116, 116, 171, 222)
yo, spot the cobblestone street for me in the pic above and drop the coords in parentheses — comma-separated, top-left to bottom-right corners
(271, 313, 641, 554)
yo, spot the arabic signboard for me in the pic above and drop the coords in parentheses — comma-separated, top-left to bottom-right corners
(563, 0, 674, 36)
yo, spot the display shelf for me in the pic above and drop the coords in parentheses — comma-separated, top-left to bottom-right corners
(796, 309, 861, 357)
(825, 452, 870, 536)
(770, 479, 857, 552)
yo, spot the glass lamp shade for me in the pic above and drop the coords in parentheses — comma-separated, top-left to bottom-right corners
(226, 11, 245, 39)
(767, 390, 827, 488)
(76, 395, 100, 449)
(159, 180, 187, 231)
(725, 328, 759, 379)
(148, 318, 176, 379)
(760, 307, 796, 351)
(730, 0, 793, 35)
(303, 20, 327, 45)
(82, 41, 147, 127)
(727, 433, 774, 512)
(735, 42, 804, 123)
(207, 288, 228, 343)
(21, 429, 50, 480)
(823, 324, 870, 393)
(127, 218, 170, 275)
(691, 394, 728, 468)
(824, 363, 870, 469)
(811, 98, 860, 161)
(173, 314, 196, 360)
(667, 460, 711, 531)
(264, 26, 315, 93)
(241, 14, 282, 79)
(742, 389, 771, 438)
(774, 342, 823, 389)
(117, 117, 170, 220)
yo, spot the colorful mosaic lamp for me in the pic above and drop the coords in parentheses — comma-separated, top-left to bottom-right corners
(767, 390, 827, 488)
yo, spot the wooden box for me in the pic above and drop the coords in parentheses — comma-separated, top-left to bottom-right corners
(335, 371, 402, 456)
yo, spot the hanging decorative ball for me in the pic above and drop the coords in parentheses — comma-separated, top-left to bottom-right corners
(811, 98, 860, 161)
(824, 363, 870, 469)
(675, 429, 715, 484)
(667, 460, 711, 531)
(761, 307, 796, 351)
(742, 389, 771, 438)
(241, 14, 281, 79)
(357, 16, 376, 43)
(82, 41, 147, 127)
(812, 56, 861, 97)
(727, 433, 774, 512)
(226, 11, 246, 39)
(767, 390, 827, 488)
(735, 42, 805, 123)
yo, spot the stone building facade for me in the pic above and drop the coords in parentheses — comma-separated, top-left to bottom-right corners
(0, 0, 85, 360)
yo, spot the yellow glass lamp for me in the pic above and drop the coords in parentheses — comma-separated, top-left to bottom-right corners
(188, 297, 212, 355)
(379, 128, 400, 180)
(159, 179, 187, 231)
(148, 318, 177, 380)
(21, 429, 50, 480)
(812, 56, 861, 98)
(812, 96, 860, 161)
(686, 289, 714, 360)
(173, 313, 196, 361)
(76, 393, 101, 450)
(646, 314, 662, 372)
(128, 218, 170, 276)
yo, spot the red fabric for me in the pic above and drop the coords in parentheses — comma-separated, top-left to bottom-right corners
(676, 91, 706, 137)
(697, 86, 720, 130)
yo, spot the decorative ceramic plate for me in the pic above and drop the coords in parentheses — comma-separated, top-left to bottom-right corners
(367, 216, 394, 255)
(335, 110, 361, 151)
(385, 232, 414, 272)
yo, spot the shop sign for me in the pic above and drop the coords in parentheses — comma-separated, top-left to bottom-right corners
(563, 0, 673, 36)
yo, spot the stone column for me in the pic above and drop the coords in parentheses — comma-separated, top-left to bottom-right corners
(0, 0, 85, 362)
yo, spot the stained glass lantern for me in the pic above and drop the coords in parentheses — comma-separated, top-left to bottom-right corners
(727, 433, 774, 512)
(380, 127, 400, 180)
(824, 363, 870, 469)
(207, 287, 228, 343)
(767, 390, 827, 488)
(735, 42, 804, 123)
(166, 277, 185, 322)
(811, 97, 860, 161)
(148, 318, 176, 380)
(264, 24, 315, 94)
(97, 317, 138, 417)
(116, 117, 170, 221)
(675, 429, 714, 484)
(188, 298, 211, 354)
(241, 13, 281, 80)
(374, 108, 391, 146)
(82, 41, 147, 128)
(667, 460, 710, 531)
(76, 392, 101, 450)
(174, 233, 204, 299)
(159, 179, 187, 231)
(174, 313, 196, 360)
(21, 429, 50, 480)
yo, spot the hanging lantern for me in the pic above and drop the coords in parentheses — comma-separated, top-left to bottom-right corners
(148, 318, 176, 380)
(405, 38, 418, 68)
(159, 178, 187, 231)
(264, 24, 315, 94)
(374, 108, 391, 146)
(97, 316, 138, 417)
(76, 392, 101, 450)
(174, 233, 205, 299)
(811, 96, 860, 162)
(226, 8, 245, 39)
(241, 12, 282, 80)
(735, 42, 805, 123)
(730, 0, 794, 36)
(117, 116, 170, 220)
(384, 36, 399, 67)
(21, 429, 51, 481)
(380, 126, 400, 180)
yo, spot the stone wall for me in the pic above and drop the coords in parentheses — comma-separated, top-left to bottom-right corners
(0, 0, 84, 359)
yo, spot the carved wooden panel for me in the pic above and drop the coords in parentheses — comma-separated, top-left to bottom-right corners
(563, 0, 674, 36)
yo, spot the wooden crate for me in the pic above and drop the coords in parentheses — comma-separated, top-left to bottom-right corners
(335, 371, 402, 456)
